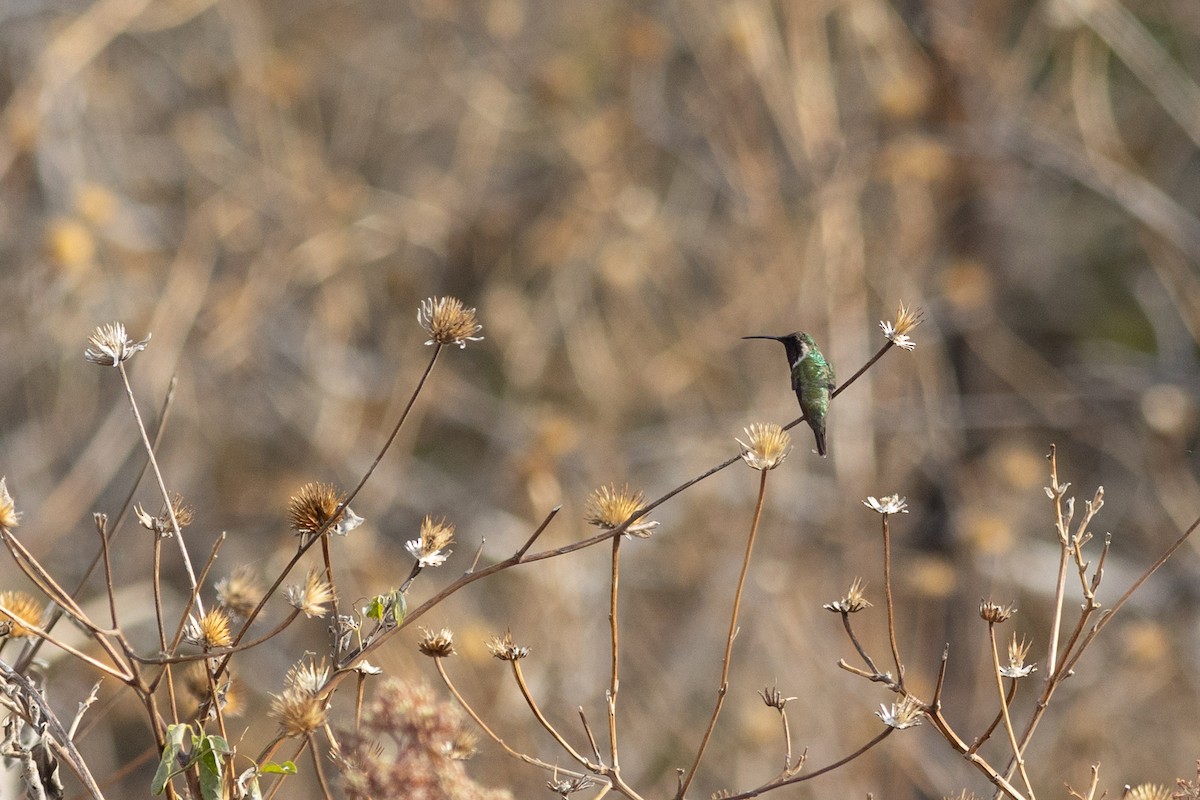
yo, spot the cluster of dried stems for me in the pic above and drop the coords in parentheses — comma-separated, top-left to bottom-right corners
(0, 299, 1195, 800)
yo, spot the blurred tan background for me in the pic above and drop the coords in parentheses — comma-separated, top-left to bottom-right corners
(2, 0, 1200, 797)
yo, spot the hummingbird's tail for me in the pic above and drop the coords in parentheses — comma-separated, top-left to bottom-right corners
(810, 420, 827, 457)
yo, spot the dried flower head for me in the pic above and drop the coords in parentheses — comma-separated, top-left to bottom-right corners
(418, 627, 456, 658)
(182, 662, 242, 719)
(880, 302, 924, 351)
(444, 728, 480, 761)
(758, 685, 796, 710)
(945, 791, 982, 800)
(0, 478, 21, 530)
(271, 687, 328, 738)
(288, 482, 362, 539)
(864, 495, 908, 515)
(736, 423, 792, 471)
(215, 565, 263, 620)
(405, 516, 455, 568)
(134, 493, 194, 537)
(584, 483, 658, 537)
(824, 577, 873, 613)
(547, 775, 599, 797)
(876, 694, 923, 729)
(284, 569, 336, 618)
(979, 600, 1017, 624)
(0, 590, 42, 638)
(418, 296, 484, 349)
(183, 608, 233, 649)
(84, 322, 151, 366)
(487, 630, 530, 661)
(999, 633, 1037, 679)
(285, 657, 330, 695)
(1125, 786, 1171, 800)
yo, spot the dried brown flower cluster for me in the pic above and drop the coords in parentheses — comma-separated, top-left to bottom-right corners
(340, 680, 507, 800)
(270, 657, 330, 738)
(584, 483, 658, 537)
(288, 482, 363, 539)
(0, 590, 42, 638)
(418, 297, 484, 349)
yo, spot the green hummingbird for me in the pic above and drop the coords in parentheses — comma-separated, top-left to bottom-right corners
(743, 332, 835, 457)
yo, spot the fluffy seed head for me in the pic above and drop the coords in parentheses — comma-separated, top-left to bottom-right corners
(876, 694, 923, 729)
(880, 302, 924, 351)
(84, 322, 151, 366)
(271, 687, 328, 737)
(284, 568, 336, 618)
(0, 590, 42, 638)
(584, 483, 658, 537)
(418, 296, 484, 349)
(824, 577, 873, 613)
(184, 608, 233, 649)
(289, 482, 346, 537)
(215, 565, 263, 620)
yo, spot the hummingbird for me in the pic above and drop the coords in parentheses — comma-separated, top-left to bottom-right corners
(743, 332, 835, 457)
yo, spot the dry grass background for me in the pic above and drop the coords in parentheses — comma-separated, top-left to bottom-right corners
(2, 0, 1200, 797)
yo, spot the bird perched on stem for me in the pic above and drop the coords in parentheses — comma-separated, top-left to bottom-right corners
(743, 332, 835, 457)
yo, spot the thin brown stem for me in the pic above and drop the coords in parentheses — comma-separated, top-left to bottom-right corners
(118, 363, 202, 614)
(678, 468, 769, 800)
(307, 732, 333, 800)
(607, 530, 622, 769)
(880, 513, 905, 689)
(434, 656, 580, 776)
(989, 624, 1035, 800)
(510, 660, 592, 768)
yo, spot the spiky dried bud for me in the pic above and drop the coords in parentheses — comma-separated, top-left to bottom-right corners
(864, 495, 908, 515)
(547, 775, 599, 796)
(487, 630, 530, 661)
(271, 687, 327, 738)
(84, 322, 151, 366)
(0, 478, 21, 530)
(736, 423, 792, 471)
(418, 627, 456, 658)
(876, 694, 923, 729)
(418, 296, 484, 349)
(979, 600, 1017, 624)
(0, 590, 42, 638)
(824, 577, 873, 613)
(880, 302, 924, 351)
(284, 568, 336, 618)
(215, 565, 263, 620)
(757, 685, 796, 710)
(284, 657, 330, 695)
(444, 729, 479, 761)
(999, 633, 1037, 679)
(288, 482, 362, 539)
(134, 493, 194, 537)
(183, 608, 233, 649)
(584, 483, 658, 537)
(406, 516, 455, 567)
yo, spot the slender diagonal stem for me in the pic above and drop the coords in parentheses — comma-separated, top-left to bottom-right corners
(118, 363, 202, 614)
(677, 468, 769, 800)
(989, 624, 1035, 800)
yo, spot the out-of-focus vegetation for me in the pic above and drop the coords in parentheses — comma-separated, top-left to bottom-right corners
(2, 0, 1200, 797)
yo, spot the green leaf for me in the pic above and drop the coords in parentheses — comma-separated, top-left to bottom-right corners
(193, 733, 230, 800)
(259, 761, 297, 775)
(151, 723, 191, 795)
